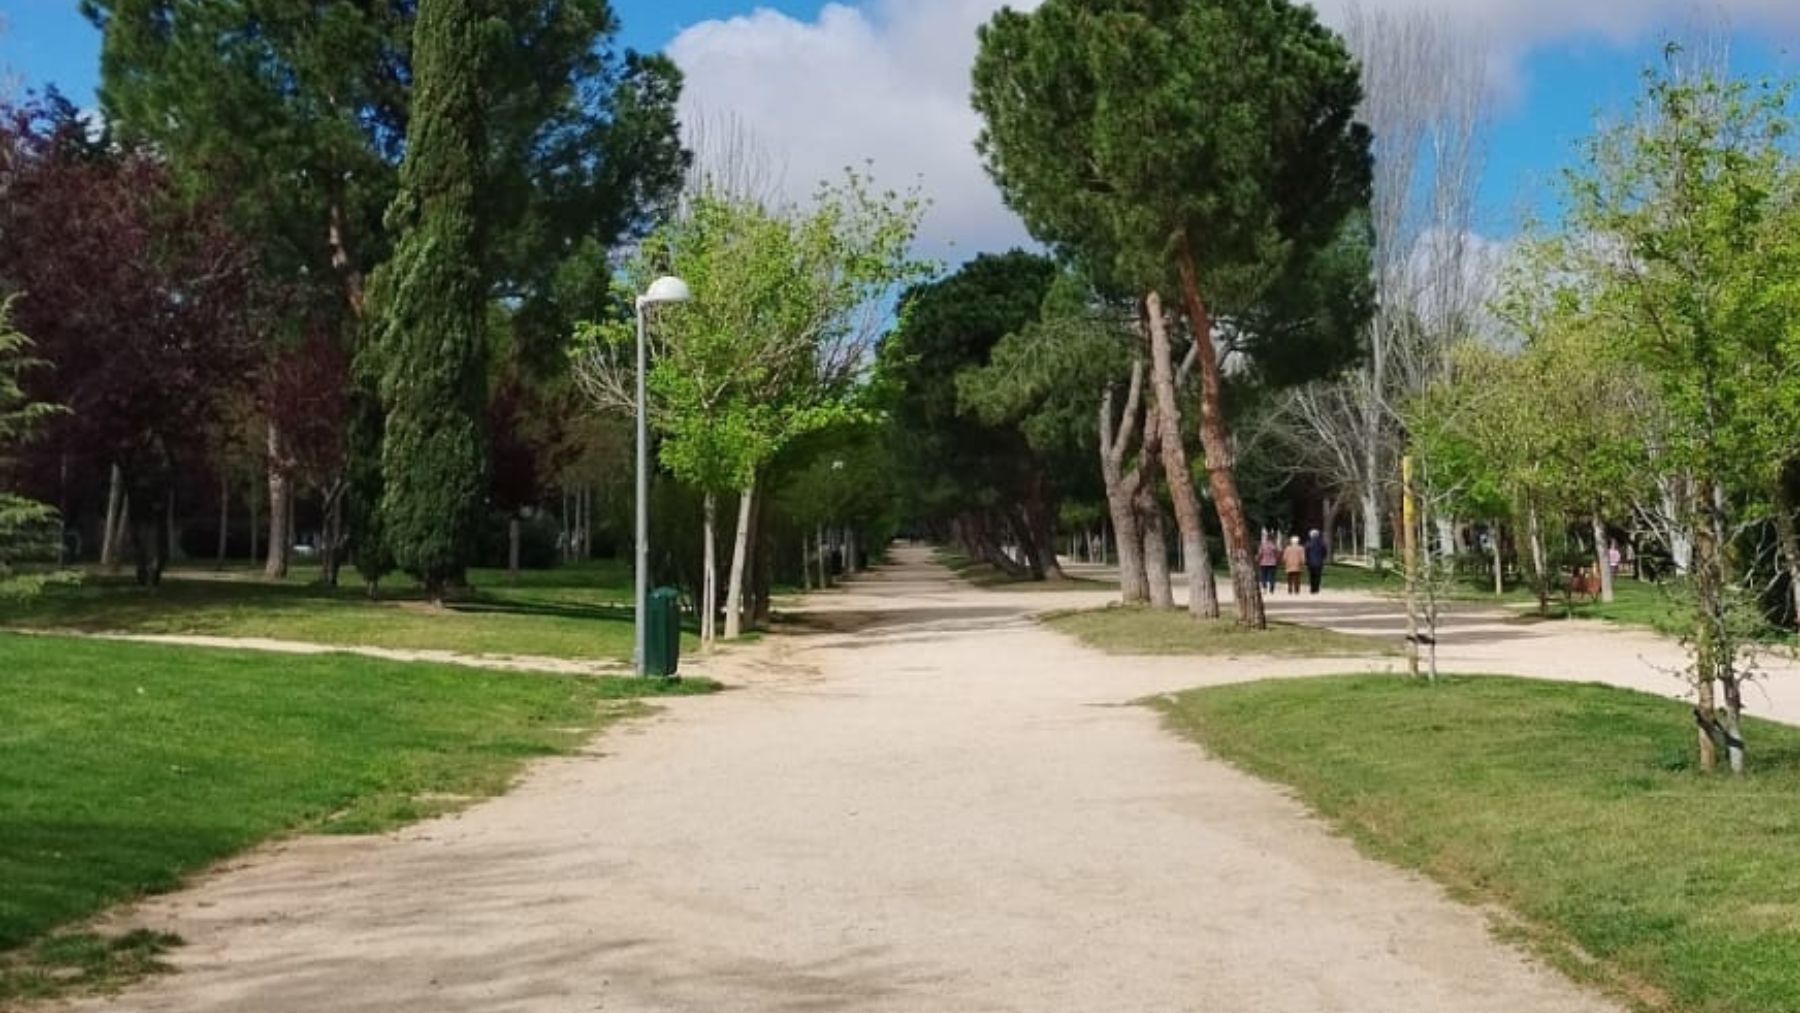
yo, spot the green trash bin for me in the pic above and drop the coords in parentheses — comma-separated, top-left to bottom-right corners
(645, 586, 682, 677)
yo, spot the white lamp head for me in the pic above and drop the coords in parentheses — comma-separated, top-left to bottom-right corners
(640, 275, 691, 306)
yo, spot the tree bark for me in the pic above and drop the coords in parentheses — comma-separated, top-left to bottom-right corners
(1135, 403, 1174, 610)
(1138, 490, 1174, 610)
(1019, 471, 1064, 580)
(1144, 292, 1220, 619)
(264, 420, 291, 579)
(702, 491, 719, 648)
(1100, 362, 1150, 604)
(1492, 521, 1505, 597)
(1592, 512, 1615, 604)
(216, 469, 230, 569)
(1176, 239, 1264, 628)
(100, 463, 125, 568)
(249, 478, 260, 568)
(817, 523, 830, 588)
(507, 514, 522, 585)
(724, 478, 756, 639)
(1775, 476, 1800, 632)
(845, 526, 859, 576)
(1527, 500, 1549, 617)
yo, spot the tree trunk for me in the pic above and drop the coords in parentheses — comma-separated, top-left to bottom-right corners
(507, 514, 522, 585)
(1592, 512, 1615, 604)
(1527, 501, 1549, 617)
(100, 463, 125, 568)
(749, 479, 772, 628)
(1144, 292, 1220, 619)
(800, 534, 812, 592)
(1492, 522, 1505, 597)
(1138, 495, 1174, 610)
(167, 488, 179, 566)
(249, 478, 260, 569)
(1774, 478, 1800, 632)
(702, 491, 719, 648)
(724, 479, 756, 640)
(845, 526, 859, 576)
(320, 482, 346, 588)
(1176, 240, 1263, 628)
(1135, 410, 1174, 610)
(216, 469, 230, 569)
(1099, 364, 1149, 604)
(265, 420, 291, 579)
(817, 523, 830, 588)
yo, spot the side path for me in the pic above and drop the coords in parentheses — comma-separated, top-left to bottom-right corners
(67, 547, 1619, 1012)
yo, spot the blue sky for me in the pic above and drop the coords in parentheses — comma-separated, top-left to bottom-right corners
(4, 0, 1799, 255)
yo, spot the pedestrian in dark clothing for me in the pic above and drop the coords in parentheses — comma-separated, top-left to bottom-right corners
(1304, 530, 1329, 594)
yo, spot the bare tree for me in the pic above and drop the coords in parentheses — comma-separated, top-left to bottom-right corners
(1284, 6, 1491, 564)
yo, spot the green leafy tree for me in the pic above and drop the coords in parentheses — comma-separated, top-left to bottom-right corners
(881, 252, 1066, 581)
(579, 175, 928, 639)
(0, 297, 67, 598)
(1518, 61, 1800, 772)
(86, 0, 688, 579)
(972, 0, 1373, 627)
(365, 0, 490, 598)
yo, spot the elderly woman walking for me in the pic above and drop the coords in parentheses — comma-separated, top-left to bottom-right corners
(1281, 536, 1306, 595)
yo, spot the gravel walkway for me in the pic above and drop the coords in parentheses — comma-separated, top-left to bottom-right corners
(57, 546, 1646, 1012)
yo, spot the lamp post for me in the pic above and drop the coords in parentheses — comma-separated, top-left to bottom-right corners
(634, 275, 691, 676)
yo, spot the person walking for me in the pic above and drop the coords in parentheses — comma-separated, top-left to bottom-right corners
(1281, 536, 1305, 595)
(1304, 529, 1330, 595)
(1257, 532, 1280, 594)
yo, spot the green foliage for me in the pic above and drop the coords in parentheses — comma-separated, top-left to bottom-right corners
(0, 297, 67, 599)
(971, 0, 1372, 307)
(1159, 675, 1800, 1013)
(577, 175, 930, 496)
(880, 251, 1063, 524)
(0, 632, 711, 960)
(956, 269, 1133, 456)
(367, 0, 491, 594)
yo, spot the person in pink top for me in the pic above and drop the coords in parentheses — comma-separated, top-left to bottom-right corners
(1257, 532, 1280, 593)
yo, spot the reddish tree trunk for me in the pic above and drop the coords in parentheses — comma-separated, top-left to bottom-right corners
(1177, 237, 1264, 628)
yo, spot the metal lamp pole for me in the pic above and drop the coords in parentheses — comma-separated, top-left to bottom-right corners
(633, 276, 690, 676)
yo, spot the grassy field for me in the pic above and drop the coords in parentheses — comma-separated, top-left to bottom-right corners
(1156, 675, 1800, 1013)
(0, 560, 696, 663)
(0, 632, 712, 1000)
(1042, 606, 1395, 657)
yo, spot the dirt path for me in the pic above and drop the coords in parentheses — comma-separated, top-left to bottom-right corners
(61, 546, 1623, 1012)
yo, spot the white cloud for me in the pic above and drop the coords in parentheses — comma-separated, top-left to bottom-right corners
(667, 0, 1800, 260)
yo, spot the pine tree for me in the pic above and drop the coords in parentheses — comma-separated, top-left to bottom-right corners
(367, 0, 491, 596)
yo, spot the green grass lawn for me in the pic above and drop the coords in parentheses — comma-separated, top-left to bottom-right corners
(1042, 606, 1395, 657)
(0, 560, 697, 663)
(1156, 675, 1800, 1013)
(0, 632, 712, 1000)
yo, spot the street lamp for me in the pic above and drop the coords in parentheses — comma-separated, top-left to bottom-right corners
(634, 275, 690, 676)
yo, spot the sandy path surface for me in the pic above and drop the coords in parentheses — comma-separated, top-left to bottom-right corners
(58, 546, 1632, 1013)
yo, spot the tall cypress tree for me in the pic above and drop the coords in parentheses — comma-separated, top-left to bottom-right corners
(368, 0, 491, 596)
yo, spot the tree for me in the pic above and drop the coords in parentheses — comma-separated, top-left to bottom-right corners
(580, 174, 927, 640)
(956, 271, 1151, 603)
(86, 0, 688, 578)
(883, 252, 1066, 581)
(972, 0, 1373, 627)
(0, 97, 259, 586)
(0, 296, 66, 598)
(365, 0, 490, 598)
(1553, 60, 1800, 772)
